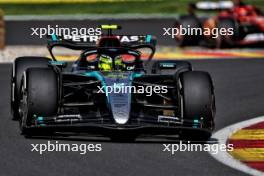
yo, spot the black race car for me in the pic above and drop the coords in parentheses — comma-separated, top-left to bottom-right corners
(11, 25, 216, 141)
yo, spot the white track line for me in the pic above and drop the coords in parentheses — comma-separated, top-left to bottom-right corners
(208, 116, 264, 176)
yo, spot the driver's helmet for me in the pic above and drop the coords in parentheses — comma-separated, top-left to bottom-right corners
(98, 54, 126, 71)
(115, 55, 126, 70)
(98, 54, 112, 71)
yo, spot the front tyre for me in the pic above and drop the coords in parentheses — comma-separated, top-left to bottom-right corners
(20, 68, 58, 135)
(175, 15, 202, 47)
(11, 57, 50, 120)
(180, 71, 215, 141)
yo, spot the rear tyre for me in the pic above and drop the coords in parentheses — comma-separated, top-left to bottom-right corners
(215, 18, 238, 48)
(175, 15, 202, 47)
(11, 57, 50, 120)
(20, 68, 58, 135)
(180, 71, 215, 141)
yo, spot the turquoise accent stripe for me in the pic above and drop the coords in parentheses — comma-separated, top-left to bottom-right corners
(51, 34, 58, 41)
(193, 119, 199, 123)
(37, 116, 44, 124)
(192, 119, 200, 128)
(146, 35, 152, 43)
(49, 61, 66, 65)
(130, 72, 143, 80)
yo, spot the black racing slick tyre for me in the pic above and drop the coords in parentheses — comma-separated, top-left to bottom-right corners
(20, 68, 58, 135)
(175, 15, 202, 47)
(11, 57, 50, 120)
(180, 71, 215, 141)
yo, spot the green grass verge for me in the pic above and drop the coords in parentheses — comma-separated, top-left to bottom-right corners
(0, 0, 263, 15)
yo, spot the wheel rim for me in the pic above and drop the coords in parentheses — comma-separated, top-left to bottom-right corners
(178, 78, 184, 120)
(19, 78, 28, 131)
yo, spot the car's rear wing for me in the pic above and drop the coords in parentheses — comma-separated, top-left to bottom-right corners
(192, 1, 234, 11)
(46, 34, 156, 61)
(47, 24, 156, 61)
(47, 34, 156, 47)
(47, 24, 156, 48)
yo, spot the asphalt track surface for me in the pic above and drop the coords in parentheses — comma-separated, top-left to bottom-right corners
(2, 58, 264, 176)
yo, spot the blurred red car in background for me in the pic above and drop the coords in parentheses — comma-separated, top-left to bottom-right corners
(175, 0, 264, 48)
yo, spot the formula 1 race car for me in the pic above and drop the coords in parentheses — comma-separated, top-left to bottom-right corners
(11, 25, 215, 141)
(175, 0, 264, 48)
